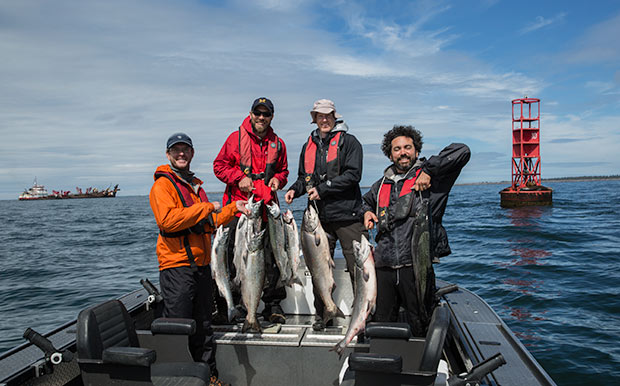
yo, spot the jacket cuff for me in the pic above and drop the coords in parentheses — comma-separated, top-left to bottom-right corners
(230, 201, 239, 214)
(316, 182, 329, 198)
(361, 203, 373, 214)
(204, 202, 215, 213)
(231, 170, 247, 185)
(421, 165, 433, 177)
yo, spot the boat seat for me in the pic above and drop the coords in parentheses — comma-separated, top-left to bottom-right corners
(346, 303, 451, 386)
(76, 299, 210, 386)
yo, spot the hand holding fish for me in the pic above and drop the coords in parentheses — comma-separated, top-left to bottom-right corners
(284, 190, 295, 204)
(235, 200, 249, 215)
(211, 201, 222, 213)
(413, 171, 431, 191)
(364, 211, 378, 230)
(239, 176, 255, 193)
(268, 177, 280, 191)
(308, 187, 321, 201)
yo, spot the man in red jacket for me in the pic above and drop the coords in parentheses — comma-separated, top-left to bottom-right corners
(213, 97, 289, 325)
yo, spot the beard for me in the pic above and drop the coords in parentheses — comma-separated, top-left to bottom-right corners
(393, 155, 415, 173)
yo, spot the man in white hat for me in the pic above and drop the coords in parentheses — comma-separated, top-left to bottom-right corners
(285, 99, 367, 330)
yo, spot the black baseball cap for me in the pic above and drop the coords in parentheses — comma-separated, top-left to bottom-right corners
(251, 97, 274, 114)
(166, 133, 193, 149)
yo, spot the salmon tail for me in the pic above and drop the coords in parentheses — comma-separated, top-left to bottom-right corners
(241, 319, 262, 333)
(330, 340, 346, 359)
(228, 307, 241, 324)
(336, 307, 345, 319)
(290, 275, 304, 287)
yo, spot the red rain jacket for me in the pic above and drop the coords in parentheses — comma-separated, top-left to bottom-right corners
(213, 116, 288, 207)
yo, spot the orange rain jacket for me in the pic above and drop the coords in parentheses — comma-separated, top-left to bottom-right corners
(149, 164, 238, 271)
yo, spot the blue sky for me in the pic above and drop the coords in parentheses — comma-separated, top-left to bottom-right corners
(1, 0, 619, 199)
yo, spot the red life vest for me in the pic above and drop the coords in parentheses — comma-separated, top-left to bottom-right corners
(239, 127, 281, 183)
(376, 169, 422, 233)
(154, 170, 213, 271)
(303, 131, 342, 189)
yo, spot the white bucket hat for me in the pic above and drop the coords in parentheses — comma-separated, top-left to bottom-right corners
(310, 99, 342, 123)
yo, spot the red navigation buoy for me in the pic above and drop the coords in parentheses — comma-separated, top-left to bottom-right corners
(500, 97, 552, 208)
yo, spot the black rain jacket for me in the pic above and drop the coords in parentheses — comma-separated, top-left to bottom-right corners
(362, 143, 470, 268)
(288, 122, 364, 223)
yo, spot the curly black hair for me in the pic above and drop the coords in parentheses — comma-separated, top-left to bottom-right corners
(381, 125, 423, 158)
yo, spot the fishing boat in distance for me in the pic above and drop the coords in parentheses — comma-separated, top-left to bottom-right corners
(18, 179, 119, 200)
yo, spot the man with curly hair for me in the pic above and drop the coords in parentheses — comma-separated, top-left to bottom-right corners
(361, 125, 470, 335)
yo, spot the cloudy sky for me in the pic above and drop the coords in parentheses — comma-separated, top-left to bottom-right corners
(1, 0, 619, 199)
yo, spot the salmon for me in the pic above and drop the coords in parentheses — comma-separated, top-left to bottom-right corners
(282, 209, 303, 286)
(211, 226, 238, 322)
(239, 228, 266, 333)
(332, 236, 377, 357)
(266, 201, 292, 286)
(300, 205, 344, 325)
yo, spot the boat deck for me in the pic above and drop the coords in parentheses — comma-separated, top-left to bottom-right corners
(214, 315, 364, 386)
(0, 263, 557, 386)
(437, 279, 555, 386)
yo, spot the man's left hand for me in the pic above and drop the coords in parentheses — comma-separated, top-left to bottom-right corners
(414, 171, 431, 191)
(268, 177, 280, 191)
(308, 187, 321, 201)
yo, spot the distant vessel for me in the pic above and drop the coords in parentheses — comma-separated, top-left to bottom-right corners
(18, 179, 119, 200)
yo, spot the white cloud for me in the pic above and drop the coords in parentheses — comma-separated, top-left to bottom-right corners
(585, 81, 618, 94)
(519, 12, 567, 35)
(0, 1, 618, 199)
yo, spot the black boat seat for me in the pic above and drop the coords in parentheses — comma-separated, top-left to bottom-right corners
(76, 299, 210, 386)
(137, 318, 196, 363)
(346, 303, 451, 386)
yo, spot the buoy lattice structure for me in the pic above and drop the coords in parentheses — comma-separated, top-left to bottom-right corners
(500, 97, 552, 208)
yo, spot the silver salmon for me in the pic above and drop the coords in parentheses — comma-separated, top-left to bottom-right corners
(232, 214, 248, 288)
(233, 196, 263, 288)
(300, 205, 344, 325)
(266, 201, 292, 286)
(239, 228, 266, 333)
(332, 236, 377, 357)
(211, 226, 238, 322)
(282, 209, 303, 286)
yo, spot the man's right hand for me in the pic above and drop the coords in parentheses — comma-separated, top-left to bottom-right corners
(364, 211, 378, 230)
(284, 190, 295, 204)
(239, 176, 255, 193)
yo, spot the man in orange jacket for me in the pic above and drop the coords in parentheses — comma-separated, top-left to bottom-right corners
(150, 132, 247, 386)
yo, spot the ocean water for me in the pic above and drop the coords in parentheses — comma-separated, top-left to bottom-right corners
(1, 180, 619, 385)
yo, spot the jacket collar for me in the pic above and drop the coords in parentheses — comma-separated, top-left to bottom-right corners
(154, 164, 203, 188)
(241, 115, 274, 142)
(310, 121, 349, 143)
(383, 158, 425, 181)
